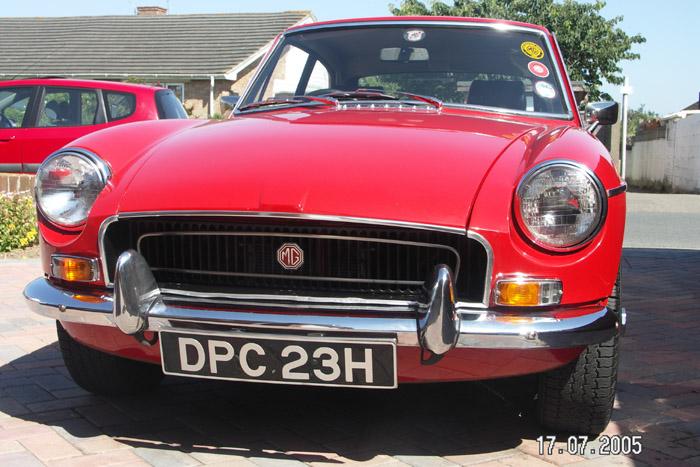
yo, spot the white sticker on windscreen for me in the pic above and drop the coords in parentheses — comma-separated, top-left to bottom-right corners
(403, 29, 425, 42)
(535, 81, 556, 99)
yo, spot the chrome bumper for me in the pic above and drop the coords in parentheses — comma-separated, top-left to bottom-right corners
(25, 250, 624, 351)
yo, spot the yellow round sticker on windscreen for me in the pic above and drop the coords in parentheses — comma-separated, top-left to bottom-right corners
(521, 41, 544, 60)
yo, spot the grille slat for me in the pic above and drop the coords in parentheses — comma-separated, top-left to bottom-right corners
(102, 217, 488, 304)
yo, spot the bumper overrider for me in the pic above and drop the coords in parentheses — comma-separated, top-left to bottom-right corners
(24, 250, 624, 353)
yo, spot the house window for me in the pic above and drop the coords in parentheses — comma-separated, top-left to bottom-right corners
(165, 84, 185, 102)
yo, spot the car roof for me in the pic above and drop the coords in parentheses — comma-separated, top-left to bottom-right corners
(286, 16, 551, 35)
(0, 78, 165, 93)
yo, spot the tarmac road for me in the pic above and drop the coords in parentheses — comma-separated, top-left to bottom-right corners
(624, 192, 700, 250)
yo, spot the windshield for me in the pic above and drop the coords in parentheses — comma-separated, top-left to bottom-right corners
(240, 23, 571, 117)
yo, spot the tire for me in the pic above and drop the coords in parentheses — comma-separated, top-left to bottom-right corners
(536, 272, 621, 435)
(56, 321, 163, 396)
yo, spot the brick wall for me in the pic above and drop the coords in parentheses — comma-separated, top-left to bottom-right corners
(181, 65, 257, 119)
(0, 173, 34, 194)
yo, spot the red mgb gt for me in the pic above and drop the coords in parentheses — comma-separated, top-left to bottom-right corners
(24, 17, 626, 435)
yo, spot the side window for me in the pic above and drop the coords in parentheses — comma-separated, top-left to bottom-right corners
(38, 87, 99, 127)
(261, 45, 310, 100)
(155, 90, 187, 119)
(305, 60, 331, 94)
(81, 92, 98, 125)
(0, 87, 35, 128)
(104, 91, 136, 121)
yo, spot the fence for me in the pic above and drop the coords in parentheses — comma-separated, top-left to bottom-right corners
(627, 112, 700, 193)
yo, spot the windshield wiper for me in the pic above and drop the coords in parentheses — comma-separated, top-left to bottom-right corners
(395, 92, 443, 109)
(238, 95, 336, 112)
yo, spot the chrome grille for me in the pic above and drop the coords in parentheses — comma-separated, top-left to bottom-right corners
(101, 216, 488, 304)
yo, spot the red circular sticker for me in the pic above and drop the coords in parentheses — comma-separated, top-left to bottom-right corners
(528, 61, 550, 78)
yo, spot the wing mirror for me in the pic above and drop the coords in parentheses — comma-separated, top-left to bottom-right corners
(585, 101, 619, 133)
(221, 94, 240, 110)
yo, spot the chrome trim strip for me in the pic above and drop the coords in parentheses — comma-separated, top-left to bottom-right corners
(98, 211, 468, 287)
(153, 267, 425, 286)
(136, 230, 461, 287)
(164, 295, 419, 313)
(237, 20, 574, 120)
(467, 230, 493, 307)
(161, 287, 417, 307)
(98, 214, 120, 286)
(23, 277, 620, 349)
(607, 182, 627, 198)
(117, 211, 467, 234)
(161, 288, 486, 312)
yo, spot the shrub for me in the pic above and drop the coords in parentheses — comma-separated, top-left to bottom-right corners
(0, 193, 38, 252)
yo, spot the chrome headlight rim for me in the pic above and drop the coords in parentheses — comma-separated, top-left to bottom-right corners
(35, 148, 111, 228)
(514, 159, 607, 252)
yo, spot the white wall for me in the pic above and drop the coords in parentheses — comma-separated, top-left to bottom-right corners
(627, 113, 700, 193)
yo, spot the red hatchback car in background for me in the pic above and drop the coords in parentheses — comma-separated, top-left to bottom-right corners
(0, 78, 186, 173)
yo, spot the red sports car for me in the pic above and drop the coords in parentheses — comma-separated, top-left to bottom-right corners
(0, 78, 186, 173)
(24, 17, 626, 435)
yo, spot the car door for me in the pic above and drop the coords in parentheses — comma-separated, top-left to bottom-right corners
(0, 86, 38, 173)
(23, 86, 107, 171)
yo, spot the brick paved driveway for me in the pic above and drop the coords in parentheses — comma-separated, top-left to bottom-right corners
(0, 249, 698, 466)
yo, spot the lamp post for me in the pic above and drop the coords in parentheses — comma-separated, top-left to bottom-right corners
(620, 77, 633, 179)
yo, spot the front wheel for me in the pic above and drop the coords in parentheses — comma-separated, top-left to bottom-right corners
(57, 322, 164, 396)
(537, 336, 619, 435)
(537, 271, 622, 435)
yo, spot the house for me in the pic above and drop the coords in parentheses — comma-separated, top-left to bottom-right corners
(0, 7, 314, 118)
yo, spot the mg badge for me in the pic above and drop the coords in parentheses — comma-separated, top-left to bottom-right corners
(277, 243, 304, 270)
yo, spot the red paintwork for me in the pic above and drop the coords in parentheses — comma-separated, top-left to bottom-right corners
(62, 322, 582, 382)
(38, 17, 626, 382)
(0, 78, 165, 171)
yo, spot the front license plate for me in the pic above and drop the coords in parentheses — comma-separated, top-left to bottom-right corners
(159, 331, 397, 389)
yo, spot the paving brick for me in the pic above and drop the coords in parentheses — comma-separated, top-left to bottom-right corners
(47, 449, 150, 466)
(19, 430, 83, 461)
(0, 450, 45, 467)
(133, 445, 201, 466)
(0, 439, 25, 454)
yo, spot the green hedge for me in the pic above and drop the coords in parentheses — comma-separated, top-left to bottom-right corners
(0, 193, 38, 252)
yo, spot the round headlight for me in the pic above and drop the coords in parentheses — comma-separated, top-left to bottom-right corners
(516, 161, 605, 250)
(35, 150, 110, 227)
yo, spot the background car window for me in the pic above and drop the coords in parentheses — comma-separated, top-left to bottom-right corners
(155, 89, 188, 119)
(38, 87, 99, 127)
(0, 87, 34, 128)
(105, 91, 136, 121)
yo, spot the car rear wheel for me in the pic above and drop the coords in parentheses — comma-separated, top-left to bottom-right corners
(56, 322, 163, 395)
(536, 272, 621, 435)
